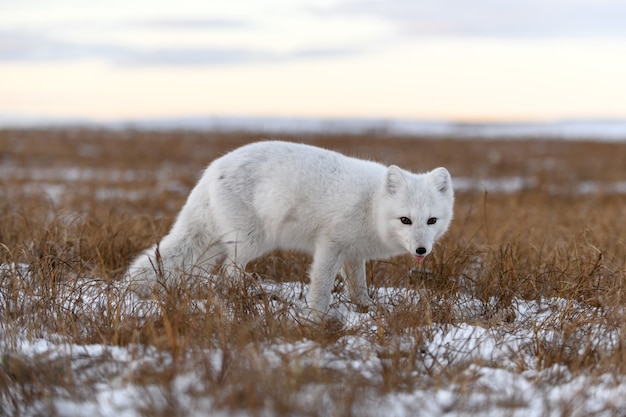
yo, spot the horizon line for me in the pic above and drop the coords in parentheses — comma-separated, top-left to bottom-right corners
(2, 113, 626, 140)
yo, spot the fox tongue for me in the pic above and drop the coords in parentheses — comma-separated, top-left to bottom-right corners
(414, 255, 425, 262)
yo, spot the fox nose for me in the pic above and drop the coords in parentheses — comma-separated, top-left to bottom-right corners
(416, 247, 427, 255)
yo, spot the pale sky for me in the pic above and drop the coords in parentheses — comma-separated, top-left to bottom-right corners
(2, 0, 626, 122)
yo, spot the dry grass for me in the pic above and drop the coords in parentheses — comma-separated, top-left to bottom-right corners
(1, 128, 626, 416)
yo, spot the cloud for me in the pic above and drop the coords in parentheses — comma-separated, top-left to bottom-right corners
(138, 18, 250, 30)
(334, 0, 626, 38)
(0, 31, 130, 62)
(125, 46, 363, 66)
(0, 30, 361, 66)
(118, 48, 266, 66)
(8, 0, 624, 69)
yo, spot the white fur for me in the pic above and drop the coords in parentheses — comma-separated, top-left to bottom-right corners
(126, 141, 454, 316)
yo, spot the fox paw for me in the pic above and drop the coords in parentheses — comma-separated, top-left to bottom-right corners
(353, 297, 375, 313)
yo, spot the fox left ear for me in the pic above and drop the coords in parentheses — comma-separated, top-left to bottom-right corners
(430, 167, 452, 194)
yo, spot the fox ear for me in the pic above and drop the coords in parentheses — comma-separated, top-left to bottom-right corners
(430, 167, 452, 194)
(385, 165, 407, 195)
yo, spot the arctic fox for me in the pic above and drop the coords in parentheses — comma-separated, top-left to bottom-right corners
(126, 141, 454, 316)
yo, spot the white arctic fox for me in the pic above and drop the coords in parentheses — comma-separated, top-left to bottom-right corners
(126, 141, 454, 316)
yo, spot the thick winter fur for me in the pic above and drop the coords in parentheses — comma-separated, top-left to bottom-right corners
(126, 141, 454, 317)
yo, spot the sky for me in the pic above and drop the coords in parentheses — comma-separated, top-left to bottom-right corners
(1, 0, 626, 122)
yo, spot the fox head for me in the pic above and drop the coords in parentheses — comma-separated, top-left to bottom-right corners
(377, 166, 454, 261)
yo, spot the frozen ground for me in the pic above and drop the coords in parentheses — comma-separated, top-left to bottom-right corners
(2, 263, 626, 417)
(2, 131, 625, 415)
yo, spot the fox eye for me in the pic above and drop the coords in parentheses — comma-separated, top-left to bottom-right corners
(400, 217, 412, 225)
(427, 217, 437, 225)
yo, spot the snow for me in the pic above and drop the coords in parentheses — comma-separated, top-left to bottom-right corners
(2, 263, 626, 416)
(0, 164, 190, 204)
(2, 115, 626, 141)
(453, 176, 539, 194)
(4, 164, 626, 210)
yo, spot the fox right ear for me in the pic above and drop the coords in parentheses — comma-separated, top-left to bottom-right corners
(385, 165, 407, 195)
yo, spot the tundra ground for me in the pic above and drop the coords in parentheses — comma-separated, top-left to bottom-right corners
(1, 129, 626, 416)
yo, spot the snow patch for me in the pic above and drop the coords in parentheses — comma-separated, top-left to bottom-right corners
(2, 263, 626, 416)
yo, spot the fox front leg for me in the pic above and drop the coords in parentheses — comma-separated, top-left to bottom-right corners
(344, 259, 374, 311)
(308, 244, 344, 318)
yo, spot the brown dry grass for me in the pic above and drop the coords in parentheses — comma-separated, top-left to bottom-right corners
(1, 128, 626, 416)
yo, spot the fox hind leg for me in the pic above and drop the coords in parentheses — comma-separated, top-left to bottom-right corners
(218, 229, 268, 284)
